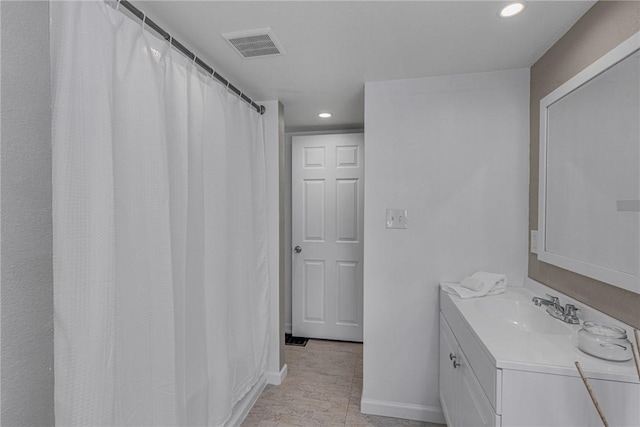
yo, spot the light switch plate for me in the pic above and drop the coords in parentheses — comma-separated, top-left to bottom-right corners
(530, 230, 538, 254)
(386, 209, 408, 229)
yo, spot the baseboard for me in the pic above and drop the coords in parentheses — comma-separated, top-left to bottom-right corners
(227, 375, 266, 427)
(439, 392, 452, 426)
(285, 322, 292, 334)
(265, 363, 288, 385)
(360, 398, 445, 424)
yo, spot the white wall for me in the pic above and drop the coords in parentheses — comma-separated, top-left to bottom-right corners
(362, 68, 529, 423)
(261, 100, 286, 381)
(0, 1, 54, 425)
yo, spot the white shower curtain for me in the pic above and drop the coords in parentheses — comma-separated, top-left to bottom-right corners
(51, 2, 270, 426)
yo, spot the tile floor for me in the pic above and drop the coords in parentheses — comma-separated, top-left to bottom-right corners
(241, 339, 446, 427)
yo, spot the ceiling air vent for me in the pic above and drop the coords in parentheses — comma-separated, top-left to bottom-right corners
(222, 28, 285, 59)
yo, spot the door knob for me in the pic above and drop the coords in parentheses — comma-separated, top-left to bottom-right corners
(294, 246, 302, 253)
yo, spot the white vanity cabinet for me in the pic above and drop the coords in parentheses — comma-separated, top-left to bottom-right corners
(440, 313, 498, 427)
(440, 287, 640, 427)
(439, 313, 456, 422)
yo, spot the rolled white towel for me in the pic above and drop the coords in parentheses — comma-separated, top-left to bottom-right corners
(441, 271, 507, 299)
(460, 276, 483, 291)
(461, 271, 506, 292)
(440, 283, 480, 298)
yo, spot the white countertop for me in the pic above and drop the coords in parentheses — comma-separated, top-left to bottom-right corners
(443, 284, 640, 383)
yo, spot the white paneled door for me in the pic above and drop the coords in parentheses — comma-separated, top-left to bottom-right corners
(292, 134, 364, 342)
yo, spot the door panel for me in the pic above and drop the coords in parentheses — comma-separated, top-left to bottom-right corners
(336, 145, 359, 167)
(336, 261, 359, 325)
(303, 260, 325, 322)
(336, 179, 359, 242)
(304, 146, 325, 168)
(292, 133, 364, 341)
(303, 179, 325, 241)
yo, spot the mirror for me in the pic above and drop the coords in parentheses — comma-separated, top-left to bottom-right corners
(539, 32, 640, 294)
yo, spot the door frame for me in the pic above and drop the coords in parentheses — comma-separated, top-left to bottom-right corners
(288, 130, 365, 340)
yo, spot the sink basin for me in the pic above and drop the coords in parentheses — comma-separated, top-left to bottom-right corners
(475, 297, 573, 335)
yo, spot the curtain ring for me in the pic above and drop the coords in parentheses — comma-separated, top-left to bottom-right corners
(164, 34, 172, 57)
(141, 13, 146, 32)
(115, 0, 122, 11)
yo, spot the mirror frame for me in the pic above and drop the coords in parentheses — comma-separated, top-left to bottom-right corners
(538, 31, 640, 294)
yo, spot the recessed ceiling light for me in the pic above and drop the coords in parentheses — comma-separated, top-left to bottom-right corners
(498, 2, 526, 18)
(318, 113, 332, 118)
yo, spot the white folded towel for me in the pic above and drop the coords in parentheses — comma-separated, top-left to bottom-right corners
(460, 276, 484, 291)
(461, 271, 506, 291)
(441, 271, 507, 299)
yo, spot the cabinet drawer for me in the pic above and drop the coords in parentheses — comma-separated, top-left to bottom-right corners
(441, 293, 502, 414)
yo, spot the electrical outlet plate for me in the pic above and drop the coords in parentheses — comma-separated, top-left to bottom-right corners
(386, 209, 408, 229)
(531, 230, 538, 254)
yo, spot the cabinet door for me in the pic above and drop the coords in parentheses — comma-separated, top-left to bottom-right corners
(501, 368, 640, 427)
(439, 314, 458, 426)
(456, 350, 496, 427)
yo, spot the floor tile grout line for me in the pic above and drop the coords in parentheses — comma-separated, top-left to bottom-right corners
(241, 341, 372, 427)
(294, 340, 352, 426)
(343, 351, 360, 426)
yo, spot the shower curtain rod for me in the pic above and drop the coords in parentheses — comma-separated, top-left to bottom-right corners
(114, 0, 265, 115)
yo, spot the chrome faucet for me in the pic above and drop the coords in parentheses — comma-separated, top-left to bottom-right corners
(562, 304, 580, 324)
(532, 294, 580, 324)
(532, 294, 560, 308)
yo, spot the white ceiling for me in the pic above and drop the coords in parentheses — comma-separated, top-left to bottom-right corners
(140, 1, 595, 132)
